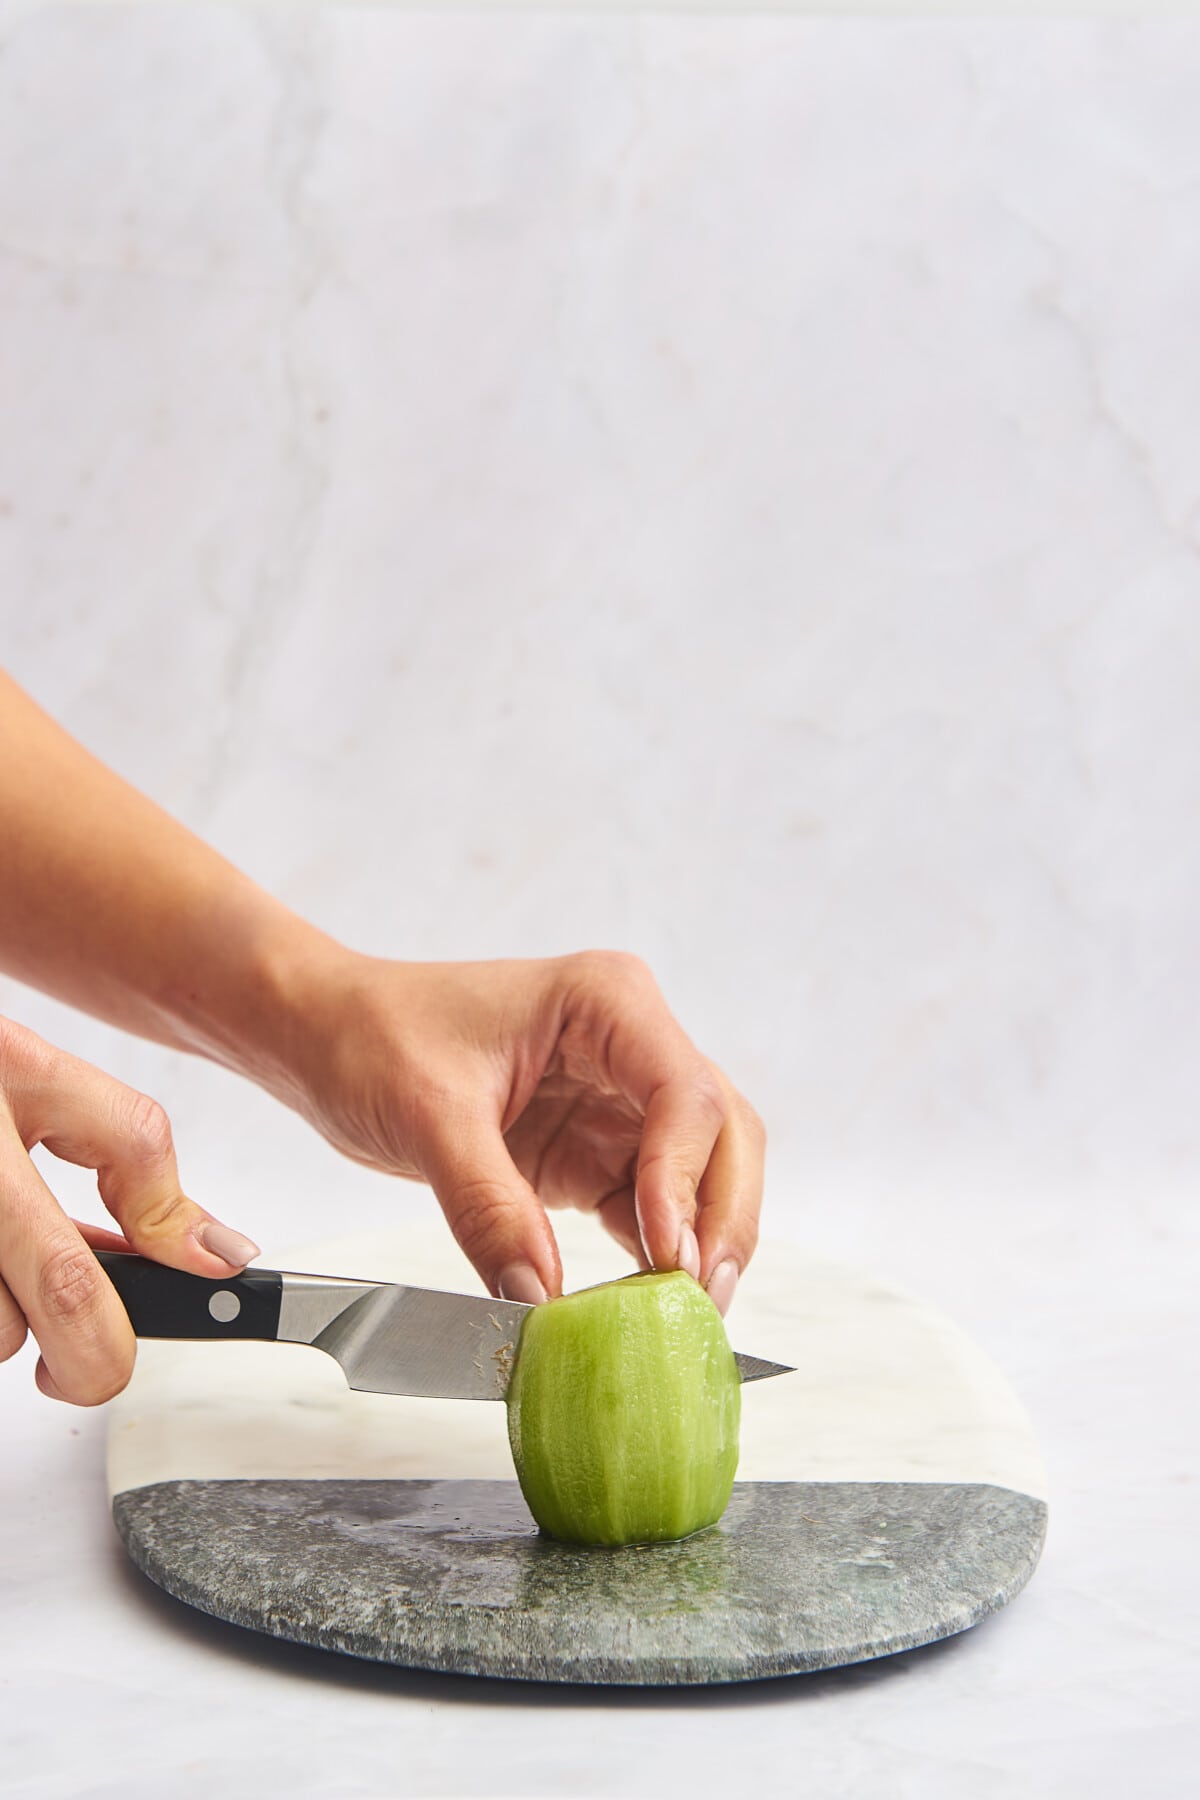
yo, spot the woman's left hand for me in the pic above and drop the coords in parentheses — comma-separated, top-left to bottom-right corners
(275, 948, 765, 1315)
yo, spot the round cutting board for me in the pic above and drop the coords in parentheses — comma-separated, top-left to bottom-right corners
(107, 1217, 1047, 1686)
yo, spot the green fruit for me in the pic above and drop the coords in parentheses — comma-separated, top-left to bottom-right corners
(506, 1269, 741, 1546)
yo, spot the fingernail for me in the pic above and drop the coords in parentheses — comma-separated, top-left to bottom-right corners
(634, 1194, 652, 1269)
(676, 1222, 702, 1282)
(194, 1222, 261, 1269)
(497, 1263, 548, 1307)
(706, 1259, 739, 1316)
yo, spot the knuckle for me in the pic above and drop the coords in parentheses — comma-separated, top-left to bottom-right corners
(408, 1076, 459, 1131)
(38, 1243, 104, 1327)
(131, 1188, 192, 1238)
(0, 1015, 54, 1086)
(740, 1098, 768, 1146)
(574, 948, 655, 991)
(634, 1147, 680, 1201)
(445, 1176, 520, 1262)
(693, 1065, 727, 1118)
(403, 1083, 467, 1166)
(123, 1094, 174, 1166)
(0, 1014, 30, 1065)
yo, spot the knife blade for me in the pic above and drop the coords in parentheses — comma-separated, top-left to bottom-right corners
(95, 1251, 794, 1401)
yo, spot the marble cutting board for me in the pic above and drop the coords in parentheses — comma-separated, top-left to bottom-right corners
(107, 1216, 1047, 1686)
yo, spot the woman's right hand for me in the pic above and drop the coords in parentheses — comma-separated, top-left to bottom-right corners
(0, 1015, 259, 1404)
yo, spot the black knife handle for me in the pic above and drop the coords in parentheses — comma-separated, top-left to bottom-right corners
(95, 1250, 283, 1341)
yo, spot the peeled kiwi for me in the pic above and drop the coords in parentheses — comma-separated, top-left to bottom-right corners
(505, 1270, 741, 1547)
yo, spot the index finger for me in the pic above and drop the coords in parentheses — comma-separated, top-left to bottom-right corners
(632, 1070, 727, 1279)
(13, 1036, 257, 1275)
(566, 954, 763, 1303)
(593, 976, 729, 1276)
(692, 1094, 766, 1315)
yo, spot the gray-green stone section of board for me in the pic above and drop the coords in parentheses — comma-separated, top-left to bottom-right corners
(112, 1477, 1046, 1685)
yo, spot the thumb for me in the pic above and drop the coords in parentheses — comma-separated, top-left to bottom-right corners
(423, 1113, 562, 1305)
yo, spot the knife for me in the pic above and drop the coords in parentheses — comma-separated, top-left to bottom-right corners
(95, 1251, 793, 1401)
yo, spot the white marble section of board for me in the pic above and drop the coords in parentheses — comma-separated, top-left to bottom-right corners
(107, 1214, 1046, 1501)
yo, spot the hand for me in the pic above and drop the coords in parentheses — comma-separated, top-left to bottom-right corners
(278, 949, 765, 1314)
(0, 1016, 259, 1403)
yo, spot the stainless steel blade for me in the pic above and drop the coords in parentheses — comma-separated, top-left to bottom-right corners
(276, 1272, 793, 1400)
(734, 1350, 794, 1384)
(278, 1275, 528, 1400)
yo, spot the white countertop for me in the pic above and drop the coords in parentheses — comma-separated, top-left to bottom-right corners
(1, 6, 1198, 1794)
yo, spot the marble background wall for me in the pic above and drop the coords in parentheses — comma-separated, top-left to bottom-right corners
(1, 6, 1197, 1295)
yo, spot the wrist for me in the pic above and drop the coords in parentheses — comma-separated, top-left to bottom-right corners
(161, 890, 356, 1108)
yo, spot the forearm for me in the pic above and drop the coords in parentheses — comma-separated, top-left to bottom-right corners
(0, 672, 337, 1095)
